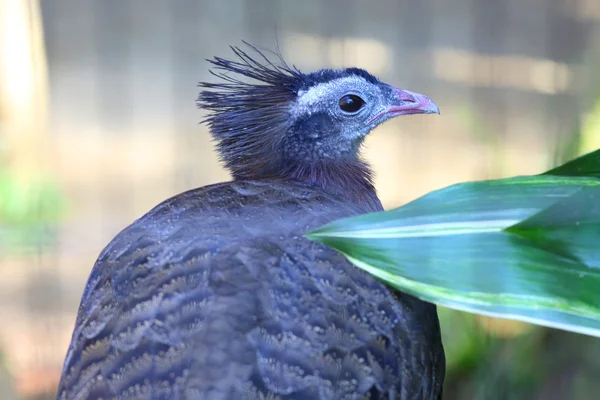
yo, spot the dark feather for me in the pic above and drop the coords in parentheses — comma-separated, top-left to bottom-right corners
(279, 158, 381, 212)
(197, 42, 302, 179)
(57, 181, 445, 400)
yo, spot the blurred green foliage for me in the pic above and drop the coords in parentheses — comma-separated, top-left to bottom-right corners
(0, 137, 66, 253)
(440, 308, 600, 399)
(0, 169, 65, 226)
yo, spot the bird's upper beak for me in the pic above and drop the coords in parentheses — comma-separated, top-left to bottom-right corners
(368, 87, 440, 124)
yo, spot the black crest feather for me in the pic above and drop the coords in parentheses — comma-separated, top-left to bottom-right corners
(197, 42, 305, 178)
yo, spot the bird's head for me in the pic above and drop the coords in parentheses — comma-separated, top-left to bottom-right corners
(198, 42, 439, 188)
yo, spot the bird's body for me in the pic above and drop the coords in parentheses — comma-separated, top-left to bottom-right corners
(58, 43, 445, 400)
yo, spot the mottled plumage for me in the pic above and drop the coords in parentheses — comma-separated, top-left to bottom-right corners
(58, 43, 444, 400)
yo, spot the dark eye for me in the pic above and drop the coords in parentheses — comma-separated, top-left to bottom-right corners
(339, 94, 365, 113)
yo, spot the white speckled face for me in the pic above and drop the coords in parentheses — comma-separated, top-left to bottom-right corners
(282, 72, 439, 162)
(280, 74, 394, 162)
(293, 76, 382, 123)
(288, 74, 393, 148)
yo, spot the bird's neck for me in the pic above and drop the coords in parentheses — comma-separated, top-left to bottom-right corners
(277, 159, 383, 213)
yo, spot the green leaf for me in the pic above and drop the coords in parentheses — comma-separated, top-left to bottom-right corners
(307, 174, 600, 337)
(543, 148, 600, 178)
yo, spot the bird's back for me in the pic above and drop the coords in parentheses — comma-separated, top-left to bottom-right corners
(58, 180, 444, 400)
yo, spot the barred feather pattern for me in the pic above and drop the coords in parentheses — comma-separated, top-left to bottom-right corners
(57, 180, 445, 400)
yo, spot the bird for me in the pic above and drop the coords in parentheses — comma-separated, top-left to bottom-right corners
(57, 42, 445, 400)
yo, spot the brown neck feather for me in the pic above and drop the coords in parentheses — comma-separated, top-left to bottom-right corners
(263, 159, 383, 213)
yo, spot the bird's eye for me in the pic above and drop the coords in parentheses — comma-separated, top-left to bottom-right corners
(339, 94, 365, 113)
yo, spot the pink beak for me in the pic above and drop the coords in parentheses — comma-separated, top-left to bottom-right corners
(368, 88, 440, 124)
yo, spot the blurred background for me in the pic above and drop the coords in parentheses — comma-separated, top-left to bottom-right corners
(1, 0, 600, 399)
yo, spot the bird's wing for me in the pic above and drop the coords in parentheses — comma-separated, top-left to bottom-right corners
(57, 181, 444, 400)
